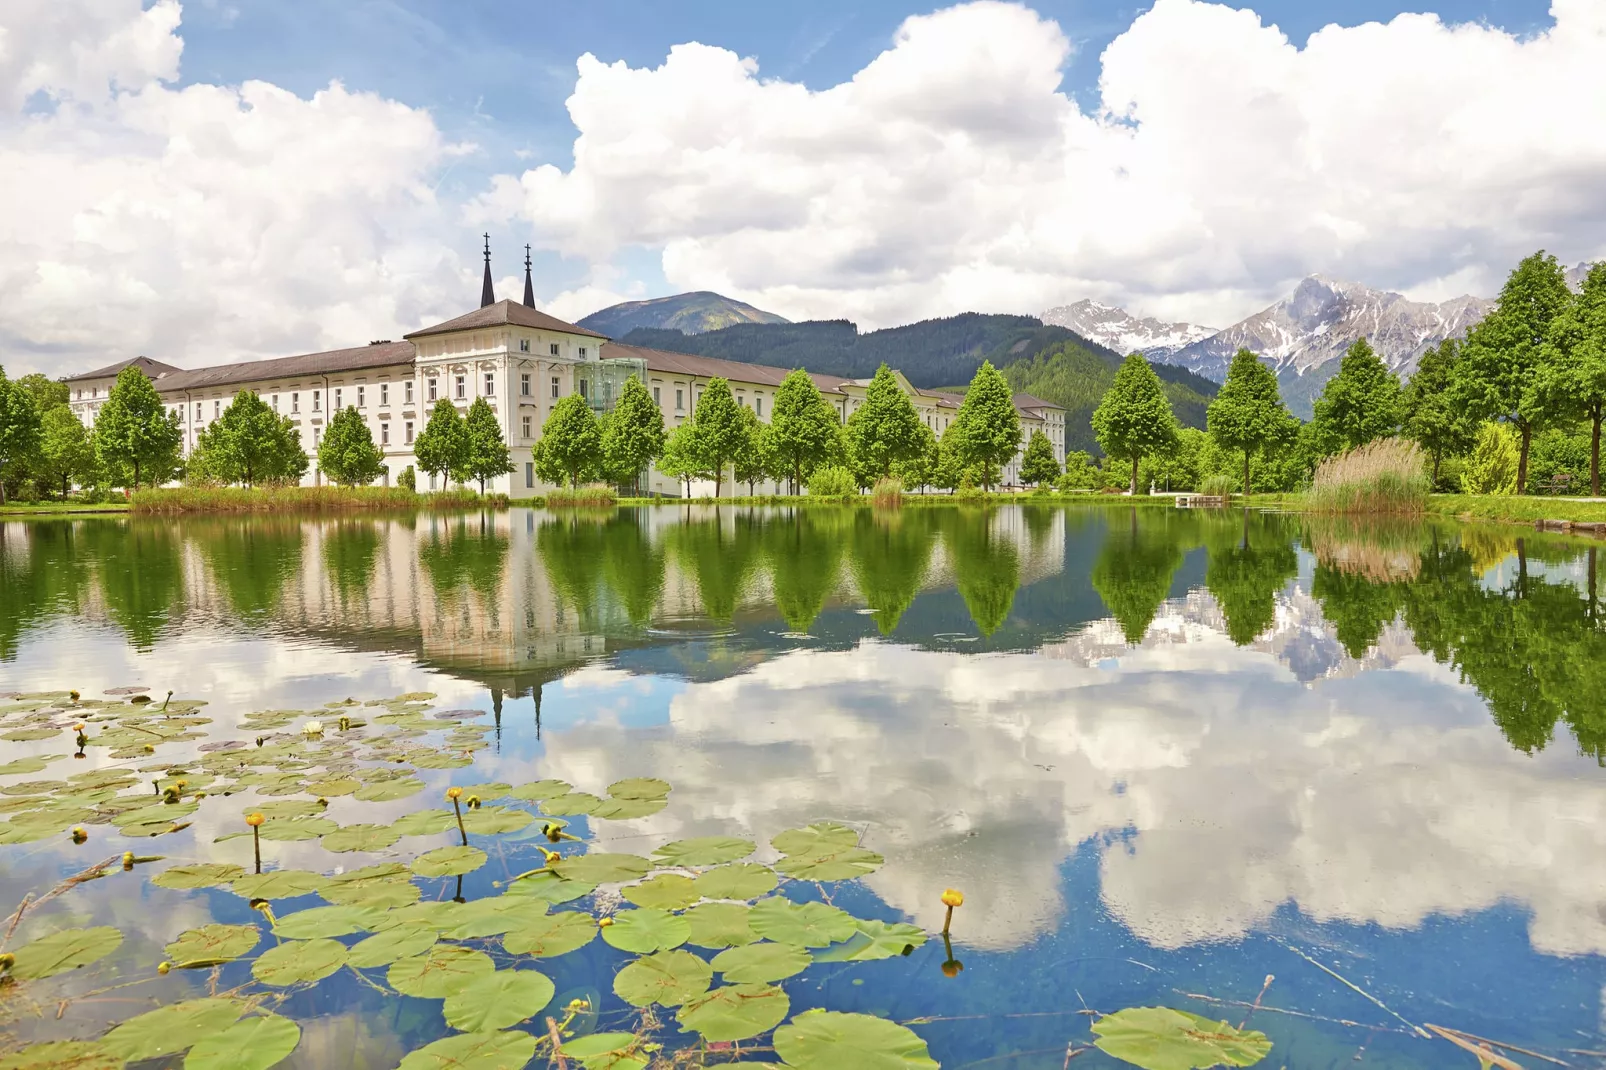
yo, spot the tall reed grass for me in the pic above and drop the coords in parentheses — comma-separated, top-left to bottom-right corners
(871, 476, 903, 508)
(130, 486, 506, 515)
(1306, 438, 1430, 515)
(542, 484, 617, 508)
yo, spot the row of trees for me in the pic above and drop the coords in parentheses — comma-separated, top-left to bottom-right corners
(532, 360, 1057, 496)
(1078, 253, 1606, 497)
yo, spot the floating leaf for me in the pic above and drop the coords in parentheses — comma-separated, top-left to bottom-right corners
(408, 751, 473, 770)
(252, 938, 347, 986)
(442, 969, 556, 1032)
(748, 899, 857, 948)
(352, 777, 424, 802)
(184, 1014, 301, 1070)
(437, 898, 548, 940)
(1090, 1007, 1273, 1070)
(684, 902, 759, 949)
(0, 1040, 122, 1070)
(165, 924, 259, 965)
(652, 837, 755, 868)
(244, 799, 326, 820)
(319, 878, 420, 909)
(320, 823, 401, 853)
(387, 945, 496, 999)
(501, 912, 598, 957)
(459, 806, 531, 835)
(501, 870, 596, 905)
(272, 905, 379, 939)
(540, 792, 604, 816)
(0, 756, 55, 776)
(773, 1009, 939, 1070)
(551, 853, 651, 885)
(257, 817, 337, 842)
(347, 927, 438, 968)
(607, 777, 672, 801)
(390, 809, 458, 837)
(675, 983, 790, 1042)
(600, 909, 691, 954)
(152, 863, 246, 890)
(692, 864, 777, 901)
(102, 998, 244, 1062)
(623, 874, 699, 911)
(774, 846, 884, 882)
(231, 870, 326, 900)
(304, 777, 360, 797)
(507, 779, 570, 802)
(770, 821, 859, 857)
(396, 1031, 536, 1070)
(811, 920, 927, 962)
(613, 949, 712, 1008)
(9, 926, 123, 979)
(710, 942, 812, 984)
(412, 845, 487, 878)
(589, 797, 667, 820)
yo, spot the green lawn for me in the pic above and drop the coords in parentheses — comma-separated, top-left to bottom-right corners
(0, 500, 129, 516)
(1428, 494, 1606, 525)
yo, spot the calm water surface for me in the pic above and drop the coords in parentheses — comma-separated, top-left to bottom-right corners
(3, 504, 1605, 1068)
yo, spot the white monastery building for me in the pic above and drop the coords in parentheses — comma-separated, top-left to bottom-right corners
(66, 245, 1065, 496)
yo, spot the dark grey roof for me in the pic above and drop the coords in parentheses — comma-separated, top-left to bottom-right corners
(602, 343, 853, 395)
(153, 341, 417, 393)
(63, 356, 184, 383)
(407, 299, 607, 341)
(1012, 392, 1063, 412)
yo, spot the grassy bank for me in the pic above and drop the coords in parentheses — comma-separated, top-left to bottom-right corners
(0, 500, 130, 516)
(509, 490, 1182, 508)
(130, 486, 509, 515)
(1428, 494, 1606, 525)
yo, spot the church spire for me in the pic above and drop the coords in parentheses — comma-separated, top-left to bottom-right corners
(479, 234, 495, 307)
(522, 244, 535, 308)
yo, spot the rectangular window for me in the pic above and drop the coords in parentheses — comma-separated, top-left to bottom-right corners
(549, 343, 560, 356)
(652, 386, 661, 405)
(356, 386, 365, 408)
(380, 383, 389, 406)
(520, 373, 531, 396)
(405, 381, 414, 405)
(578, 347, 587, 358)
(213, 400, 220, 419)
(291, 392, 299, 413)
(550, 377, 560, 399)
(405, 421, 414, 445)
(455, 375, 465, 400)
(314, 427, 321, 446)
(334, 388, 342, 409)
(675, 388, 684, 411)
(195, 402, 202, 421)
(429, 472, 437, 491)
(484, 372, 495, 397)
(313, 390, 321, 412)
(519, 338, 530, 353)
(756, 396, 763, 418)
(271, 394, 279, 412)
(428, 379, 438, 402)
(521, 416, 532, 438)
(525, 462, 534, 489)
(381, 423, 389, 445)
(579, 379, 589, 400)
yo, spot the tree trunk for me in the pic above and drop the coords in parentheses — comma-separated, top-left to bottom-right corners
(62, 474, 69, 500)
(1592, 408, 1602, 498)
(1516, 422, 1532, 495)
(479, 476, 486, 495)
(1243, 451, 1251, 498)
(133, 460, 141, 491)
(1516, 537, 1528, 595)
(1129, 455, 1139, 496)
(1431, 450, 1441, 488)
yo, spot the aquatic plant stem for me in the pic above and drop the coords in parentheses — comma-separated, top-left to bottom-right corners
(451, 797, 468, 847)
(252, 826, 261, 873)
(942, 904, 954, 935)
(545, 1016, 569, 1069)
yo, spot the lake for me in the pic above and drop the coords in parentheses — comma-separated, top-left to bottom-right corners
(2, 504, 1604, 1069)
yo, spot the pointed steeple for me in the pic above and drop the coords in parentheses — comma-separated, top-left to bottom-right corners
(479, 234, 495, 307)
(522, 244, 536, 308)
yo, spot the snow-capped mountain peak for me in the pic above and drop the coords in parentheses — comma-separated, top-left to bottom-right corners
(1040, 298, 1216, 360)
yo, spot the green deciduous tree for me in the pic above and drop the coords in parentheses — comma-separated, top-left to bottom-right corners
(893, 421, 939, 491)
(533, 395, 601, 489)
(464, 396, 514, 494)
(318, 406, 386, 486)
(93, 366, 183, 490)
(733, 406, 772, 495)
(1057, 450, 1101, 492)
(1401, 338, 1476, 487)
(1309, 338, 1402, 455)
(656, 419, 708, 497)
(200, 391, 307, 487)
(1092, 353, 1179, 495)
(1456, 250, 1574, 494)
(1537, 262, 1606, 495)
(949, 361, 1020, 492)
(844, 364, 927, 486)
(1205, 511, 1298, 645)
(600, 376, 666, 494)
(1018, 429, 1060, 487)
(687, 378, 746, 497)
(768, 369, 844, 494)
(415, 399, 472, 490)
(0, 369, 42, 504)
(1206, 349, 1297, 495)
(1091, 509, 1185, 644)
(37, 404, 98, 498)
(1461, 421, 1520, 495)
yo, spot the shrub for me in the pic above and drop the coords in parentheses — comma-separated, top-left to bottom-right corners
(1199, 473, 1237, 498)
(129, 485, 507, 515)
(1306, 437, 1429, 514)
(1057, 451, 1100, 492)
(544, 484, 616, 508)
(398, 465, 417, 492)
(1460, 422, 1519, 496)
(808, 465, 857, 497)
(871, 476, 903, 508)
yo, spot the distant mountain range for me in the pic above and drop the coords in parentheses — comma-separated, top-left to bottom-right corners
(577, 291, 788, 336)
(1040, 300, 1217, 361)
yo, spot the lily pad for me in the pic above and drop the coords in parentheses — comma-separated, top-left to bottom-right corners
(1090, 1007, 1272, 1070)
(559, 1033, 645, 1070)
(606, 777, 672, 800)
(318, 878, 420, 909)
(320, 823, 401, 853)
(652, 836, 756, 868)
(502, 911, 599, 958)
(507, 779, 570, 801)
(102, 998, 244, 1062)
(600, 909, 691, 954)
(589, 797, 667, 820)
(540, 792, 604, 816)
(773, 1009, 939, 1070)
(272, 905, 379, 939)
(675, 983, 790, 1042)
(748, 898, 857, 948)
(551, 853, 652, 885)
(613, 949, 712, 1008)
(165, 924, 260, 965)
(693, 863, 777, 901)
(347, 927, 439, 968)
(0, 1040, 122, 1070)
(387, 945, 496, 999)
(231, 870, 326, 900)
(711, 941, 813, 984)
(437, 898, 548, 940)
(501, 870, 596, 905)
(257, 817, 337, 842)
(412, 845, 487, 878)
(774, 846, 884, 882)
(459, 806, 531, 835)
(812, 920, 927, 962)
(9, 926, 123, 980)
(771, 821, 859, 857)
(442, 969, 556, 1032)
(684, 902, 759, 949)
(252, 938, 348, 986)
(623, 874, 700, 911)
(152, 863, 247, 890)
(397, 1031, 536, 1070)
(184, 1014, 301, 1070)
(390, 809, 458, 837)
(352, 777, 424, 802)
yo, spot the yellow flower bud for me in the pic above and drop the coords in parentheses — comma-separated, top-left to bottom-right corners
(70, 827, 88, 844)
(941, 888, 964, 908)
(0, 953, 15, 972)
(597, 917, 614, 928)
(941, 959, 962, 978)
(157, 961, 171, 975)
(445, 787, 464, 801)
(245, 812, 265, 827)
(122, 851, 135, 870)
